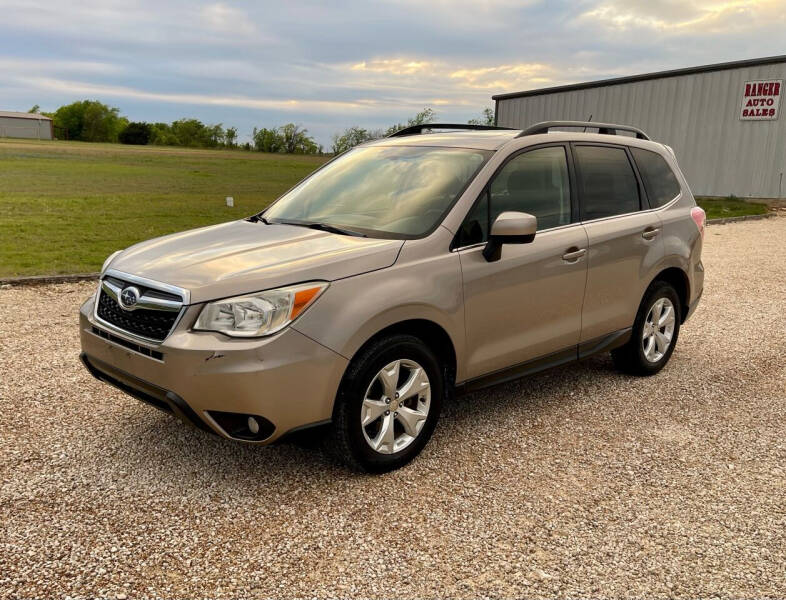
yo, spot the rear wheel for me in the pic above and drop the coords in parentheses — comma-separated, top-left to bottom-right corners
(612, 280, 681, 376)
(330, 334, 443, 472)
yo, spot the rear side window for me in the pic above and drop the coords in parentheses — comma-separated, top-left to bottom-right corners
(631, 147, 682, 207)
(575, 146, 640, 220)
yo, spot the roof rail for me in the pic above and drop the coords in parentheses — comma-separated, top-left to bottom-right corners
(517, 120, 651, 140)
(388, 123, 515, 137)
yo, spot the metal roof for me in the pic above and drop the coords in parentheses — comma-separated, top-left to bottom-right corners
(492, 54, 786, 101)
(0, 111, 53, 121)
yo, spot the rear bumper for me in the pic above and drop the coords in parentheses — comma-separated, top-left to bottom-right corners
(684, 259, 704, 322)
(684, 286, 703, 322)
(79, 294, 348, 443)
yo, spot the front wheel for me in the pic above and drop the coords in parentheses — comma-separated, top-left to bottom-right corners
(330, 334, 443, 472)
(612, 280, 681, 376)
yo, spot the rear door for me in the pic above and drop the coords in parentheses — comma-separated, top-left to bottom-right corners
(574, 143, 664, 343)
(457, 144, 589, 379)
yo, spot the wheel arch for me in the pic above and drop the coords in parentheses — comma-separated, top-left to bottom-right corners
(342, 318, 458, 390)
(651, 266, 690, 323)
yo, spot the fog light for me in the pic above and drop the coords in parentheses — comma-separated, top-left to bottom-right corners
(207, 411, 274, 441)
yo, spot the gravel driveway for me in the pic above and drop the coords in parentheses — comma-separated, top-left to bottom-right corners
(1, 217, 784, 599)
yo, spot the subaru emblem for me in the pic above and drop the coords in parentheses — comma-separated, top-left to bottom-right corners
(119, 286, 140, 311)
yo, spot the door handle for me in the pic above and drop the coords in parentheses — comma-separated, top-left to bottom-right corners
(642, 227, 660, 240)
(562, 247, 587, 262)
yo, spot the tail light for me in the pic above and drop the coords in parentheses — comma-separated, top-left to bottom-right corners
(691, 206, 706, 240)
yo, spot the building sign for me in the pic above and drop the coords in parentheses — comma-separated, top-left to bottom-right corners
(740, 79, 781, 120)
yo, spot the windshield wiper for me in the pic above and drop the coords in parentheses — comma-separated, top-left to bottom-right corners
(246, 213, 270, 224)
(272, 219, 366, 237)
(306, 222, 366, 237)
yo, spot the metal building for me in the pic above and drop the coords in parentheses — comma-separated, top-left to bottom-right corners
(493, 56, 786, 201)
(0, 111, 54, 140)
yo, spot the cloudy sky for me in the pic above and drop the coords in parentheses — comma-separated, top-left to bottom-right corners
(1, 0, 785, 146)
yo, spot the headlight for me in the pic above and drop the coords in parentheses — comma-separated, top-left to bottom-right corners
(194, 282, 328, 337)
(101, 250, 122, 273)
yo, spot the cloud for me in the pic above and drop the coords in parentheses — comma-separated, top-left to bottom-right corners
(16, 76, 371, 113)
(1, 0, 785, 145)
(348, 59, 555, 91)
(0, 58, 124, 75)
(200, 3, 256, 37)
(578, 0, 786, 32)
(351, 59, 434, 76)
(449, 64, 555, 90)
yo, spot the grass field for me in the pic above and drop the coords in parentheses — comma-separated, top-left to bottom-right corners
(0, 138, 771, 277)
(694, 196, 769, 220)
(0, 139, 327, 277)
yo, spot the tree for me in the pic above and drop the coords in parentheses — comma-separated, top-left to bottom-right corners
(80, 100, 123, 142)
(28, 105, 40, 114)
(149, 122, 177, 146)
(384, 107, 436, 136)
(331, 126, 373, 154)
(206, 123, 226, 147)
(52, 100, 124, 142)
(170, 118, 209, 147)
(252, 124, 319, 154)
(330, 108, 439, 155)
(225, 127, 238, 148)
(119, 122, 152, 145)
(252, 127, 283, 153)
(279, 123, 317, 154)
(468, 107, 495, 126)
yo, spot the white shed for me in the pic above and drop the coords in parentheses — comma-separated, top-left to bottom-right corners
(0, 111, 54, 140)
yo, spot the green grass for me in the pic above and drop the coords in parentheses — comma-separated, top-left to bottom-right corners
(695, 196, 769, 220)
(0, 138, 772, 277)
(0, 139, 328, 277)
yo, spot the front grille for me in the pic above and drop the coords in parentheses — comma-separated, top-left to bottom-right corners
(103, 276, 181, 303)
(96, 289, 179, 342)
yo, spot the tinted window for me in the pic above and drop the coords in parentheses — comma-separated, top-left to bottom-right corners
(456, 191, 489, 246)
(490, 147, 571, 230)
(631, 147, 681, 207)
(575, 146, 640, 220)
(456, 146, 571, 247)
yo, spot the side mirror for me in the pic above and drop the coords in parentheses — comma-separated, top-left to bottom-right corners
(482, 211, 537, 262)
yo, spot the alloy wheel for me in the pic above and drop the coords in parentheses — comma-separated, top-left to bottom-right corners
(642, 297, 676, 363)
(361, 359, 431, 454)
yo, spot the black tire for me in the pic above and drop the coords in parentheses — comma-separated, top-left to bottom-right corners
(330, 334, 444, 473)
(612, 280, 682, 376)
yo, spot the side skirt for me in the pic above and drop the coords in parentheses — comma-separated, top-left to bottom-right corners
(456, 327, 631, 395)
(578, 327, 631, 360)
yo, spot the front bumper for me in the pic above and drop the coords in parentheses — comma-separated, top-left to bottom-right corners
(79, 294, 348, 443)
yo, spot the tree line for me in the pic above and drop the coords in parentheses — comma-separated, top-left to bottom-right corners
(30, 101, 244, 149)
(28, 100, 495, 155)
(330, 107, 494, 154)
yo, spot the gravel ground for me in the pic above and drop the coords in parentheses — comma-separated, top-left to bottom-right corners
(1, 217, 785, 600)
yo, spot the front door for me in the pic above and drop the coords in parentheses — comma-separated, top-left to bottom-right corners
(457, 145, 589, 380)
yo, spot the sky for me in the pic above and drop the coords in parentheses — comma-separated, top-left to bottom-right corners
(1, 0, 785, 147)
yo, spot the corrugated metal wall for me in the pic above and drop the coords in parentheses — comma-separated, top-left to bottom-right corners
(496, 62, 786, 199)
(0, 117, 53, 140)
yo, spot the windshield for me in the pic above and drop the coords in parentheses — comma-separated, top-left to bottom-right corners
(264, 145, 492, 237)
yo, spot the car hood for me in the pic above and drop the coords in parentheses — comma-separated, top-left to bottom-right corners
(107, 220, 404, 303)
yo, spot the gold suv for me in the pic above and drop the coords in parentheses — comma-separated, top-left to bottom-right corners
(80, 121, 705, 472)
